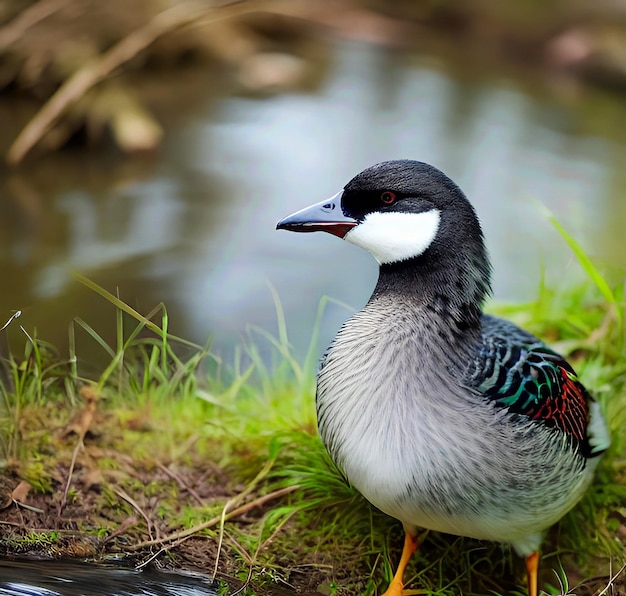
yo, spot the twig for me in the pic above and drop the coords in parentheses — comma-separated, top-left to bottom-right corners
(257, 509, 296, 552)
(58, 437, 83, 517)
(223, 529, 254, 595)
(135, 546, 167, 570)
(135, 535, 199, 570)
(0, 0, 71, 52)
(157, 461, 204, 507)
(104, 516, 139, 543)
(0, 520, 23, 527)
(127, 484, 299, 551)
(13, 501, 45, 514)
(228, 509, 297, 595)
(6, 0, 268, 164)
(212, 458, 275, 581)
(113, 487, 156, 541)
(58, 387, 100, 517)
(597, 560, 626, 596)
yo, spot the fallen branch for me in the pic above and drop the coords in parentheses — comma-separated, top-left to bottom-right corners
(6, 0, 267, 164)
(0, 0, 71, 52)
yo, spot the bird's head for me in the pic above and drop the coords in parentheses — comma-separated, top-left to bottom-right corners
(277, 160, 488, 272)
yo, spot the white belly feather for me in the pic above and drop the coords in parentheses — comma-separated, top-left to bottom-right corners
(316, 309, 600, 554)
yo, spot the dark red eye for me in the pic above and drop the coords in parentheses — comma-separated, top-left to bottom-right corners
(381, 191, 396, 205)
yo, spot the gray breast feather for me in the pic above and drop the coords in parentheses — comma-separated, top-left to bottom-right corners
(316, 305, 597, 552)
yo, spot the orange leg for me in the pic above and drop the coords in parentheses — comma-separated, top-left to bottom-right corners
(380, 531, 419, 596)
(525, 551, 539, 596)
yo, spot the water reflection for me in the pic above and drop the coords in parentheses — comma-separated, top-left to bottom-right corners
(0, 40, 625, 367)
(0, 560, 219, 596)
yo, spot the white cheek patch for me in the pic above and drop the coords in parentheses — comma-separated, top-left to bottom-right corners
(344, 209, 441, 264)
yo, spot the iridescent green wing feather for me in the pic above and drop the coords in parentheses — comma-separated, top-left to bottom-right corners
(465, 315, 599, 457)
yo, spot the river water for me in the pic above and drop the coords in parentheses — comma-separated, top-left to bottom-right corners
(0, 560, 219, 596)
(0, 40, 625, 368)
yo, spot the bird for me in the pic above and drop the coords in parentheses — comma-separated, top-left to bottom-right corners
(276, 160, 610, 596)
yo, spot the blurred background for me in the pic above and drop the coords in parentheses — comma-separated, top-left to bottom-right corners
(1, 0, 626, 369)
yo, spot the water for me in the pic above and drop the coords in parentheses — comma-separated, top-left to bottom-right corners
(1, 40, 625, 368)
(0, 560, 218, 596)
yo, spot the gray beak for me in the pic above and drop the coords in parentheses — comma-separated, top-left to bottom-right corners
(276, 191, 357, 239)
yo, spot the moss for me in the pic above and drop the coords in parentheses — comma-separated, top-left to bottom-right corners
(22, 459, 54, 494)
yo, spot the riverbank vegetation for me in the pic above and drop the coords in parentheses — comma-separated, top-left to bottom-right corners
(1, 225, 625, 595)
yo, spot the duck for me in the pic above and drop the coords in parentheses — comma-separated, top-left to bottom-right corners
(276, 160, 610, 596)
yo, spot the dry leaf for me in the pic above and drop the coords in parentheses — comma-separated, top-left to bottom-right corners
(105, 516, 138, 542)
(10, 480, 31, 504)
(10, 480, 44, 513)
(63, 385, 99, 438)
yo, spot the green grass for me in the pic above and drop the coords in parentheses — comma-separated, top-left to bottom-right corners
(0, 226, 625, 595)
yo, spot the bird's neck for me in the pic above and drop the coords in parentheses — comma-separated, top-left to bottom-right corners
(372, 257, 490, 353)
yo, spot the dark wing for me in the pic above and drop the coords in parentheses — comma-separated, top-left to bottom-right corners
(464, 314, 599, 457)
